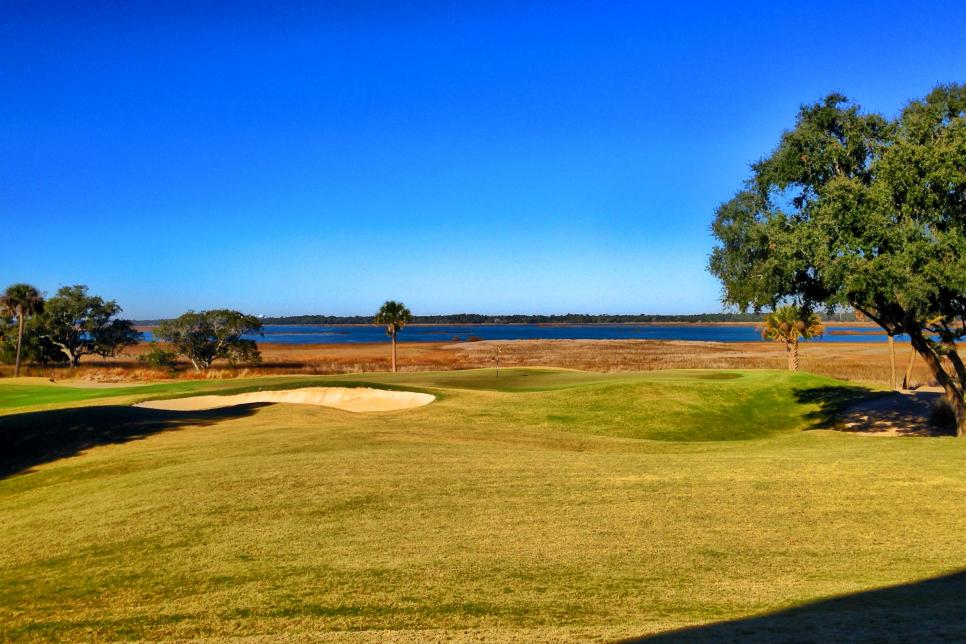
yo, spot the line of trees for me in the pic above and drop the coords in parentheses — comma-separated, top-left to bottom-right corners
(1, 286, 413, 375)
(144, 311, 859, 326)
(1, 283, 265, 374)
(0, 284, 141, 374)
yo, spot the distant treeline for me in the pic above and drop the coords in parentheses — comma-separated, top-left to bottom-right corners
(136, 311, 859, 325)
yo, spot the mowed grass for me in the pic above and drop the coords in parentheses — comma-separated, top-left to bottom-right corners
(1, 368, 965, 641)
(0, 375, 429, 413)
(0, 368, 617, 413)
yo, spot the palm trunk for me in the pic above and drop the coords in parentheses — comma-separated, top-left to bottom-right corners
(785, 341, 796, 371)
(391, 333, 397, 373)
(888, 334, 896, 389)
(902, 346, 917, 390)
(14, 312, 25, 377)
(909, 330, 966, 436)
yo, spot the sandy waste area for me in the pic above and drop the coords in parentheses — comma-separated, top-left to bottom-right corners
(838, 387, 948, 436)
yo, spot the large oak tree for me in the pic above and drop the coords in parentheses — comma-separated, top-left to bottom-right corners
(42, 285, 141, 367)
(155, 310, 262, 372)
(710, 84, 966, 435)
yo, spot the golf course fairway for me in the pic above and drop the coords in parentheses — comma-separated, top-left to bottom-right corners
(2, 368, 965, 641)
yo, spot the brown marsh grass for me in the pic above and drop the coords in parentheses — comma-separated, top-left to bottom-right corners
(2, 338, 938, 388)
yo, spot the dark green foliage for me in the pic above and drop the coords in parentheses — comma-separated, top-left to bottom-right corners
(0, 317, 16, 365)
(154, 310, 262, 371)
(93, 319, 142, 358)
(709, 84, 966, 434)
(15, 317, 65, 366)
(39, 285, 140, 367)
(761, 305, 824, 371)
(374, 301, 413, 336)
(137, 343, 178, 369)
(374, 300, 413, 373)
(0, 283, 45, 376)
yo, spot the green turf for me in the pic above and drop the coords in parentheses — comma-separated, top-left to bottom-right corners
(0, 368, 626, 413)
(0, 378, 424, 415)
(1, 368, 964, 641)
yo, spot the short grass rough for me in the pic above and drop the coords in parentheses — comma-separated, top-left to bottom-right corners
(1, 368, 965, 641)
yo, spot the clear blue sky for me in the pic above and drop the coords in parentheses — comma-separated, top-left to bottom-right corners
(2, 1, 964, 318)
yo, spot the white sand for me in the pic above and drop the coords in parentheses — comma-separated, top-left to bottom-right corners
(134, 387, 434, 413)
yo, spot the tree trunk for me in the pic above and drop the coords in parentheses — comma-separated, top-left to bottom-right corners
(391, 333, 397, 373)
(14, 312, 25, 378)
(942, 384, 966, 438)
(902, 346, 917, 389)
(944, 344, 966, 389)
(54, 343, 77, 368)
(888, 334, 896, 389)
(908, 330, 966, 436)
(786, 340, 800, 371)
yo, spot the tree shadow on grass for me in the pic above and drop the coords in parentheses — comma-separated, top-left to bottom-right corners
(0, 403, 267, 479)
(624, 569, 966, 642)
(792, 384, 888, 429)
(792, 385, 951, 436)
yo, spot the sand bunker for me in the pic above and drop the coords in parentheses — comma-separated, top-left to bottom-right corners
(837, 388, 948, 437)
(135, 387, 434, 413)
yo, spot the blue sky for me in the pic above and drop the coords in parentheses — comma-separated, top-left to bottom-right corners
(2, 1, 965, 318)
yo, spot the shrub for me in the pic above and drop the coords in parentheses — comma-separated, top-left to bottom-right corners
(929, 398, 957, 432)
(138, 343, 178, 368)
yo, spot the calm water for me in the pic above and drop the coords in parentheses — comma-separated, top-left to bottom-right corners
(144, 324, 895, 344)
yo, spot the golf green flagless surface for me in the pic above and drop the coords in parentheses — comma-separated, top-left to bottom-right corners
(2, 368, 965, 641)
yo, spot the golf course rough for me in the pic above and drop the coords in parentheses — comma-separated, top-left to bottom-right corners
(2, 368, 965, 641)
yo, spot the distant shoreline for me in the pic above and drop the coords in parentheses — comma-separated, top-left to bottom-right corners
(136, 320, 876, 331)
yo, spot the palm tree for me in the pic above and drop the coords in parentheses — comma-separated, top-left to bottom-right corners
(761, 305, 823, 371)
(1, 284, 44, 377)
(374, 300, 412, 373)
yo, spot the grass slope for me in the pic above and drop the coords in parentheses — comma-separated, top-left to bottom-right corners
(1, 369, 965, 641)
